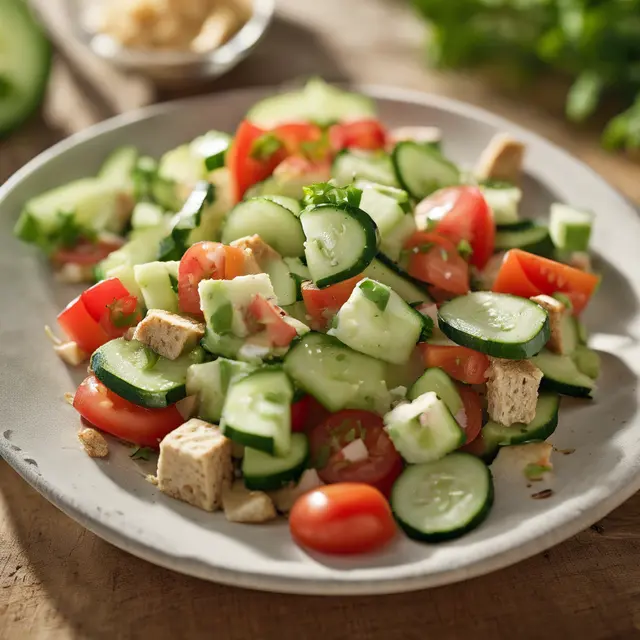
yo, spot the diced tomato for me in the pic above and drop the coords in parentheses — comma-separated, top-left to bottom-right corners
(309, 410, 403, 496)
(273, 123, 326, 158)
(329, 119, 387, 151)
(99, 295, 142, 338)
(289, 483, 396, 555)
(73, 376, 184, 448)
(456, 384, 483, 445)
(291, 394, 313, 432)
(57, 296, 111, 354)
(246, 294, 298, 347)
(404, 231, 470, 296)
(51, 236, 125, 267)
(301, 276, 362, 330)
(226, 120, 287, 202)
(418, 186, 495, 270)
(418, 344, 489, 385)
(493, 249, 600, 315)
(272, 154, 332, 184)
(81, 277, 132, 321)
(177, 241, 226, 316)
(223, 245, 248, 280)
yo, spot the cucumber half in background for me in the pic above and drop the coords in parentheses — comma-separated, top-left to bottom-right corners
(0, 0, 51, 137)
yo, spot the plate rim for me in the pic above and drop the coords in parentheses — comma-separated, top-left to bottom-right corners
(2, 84, 639, 595)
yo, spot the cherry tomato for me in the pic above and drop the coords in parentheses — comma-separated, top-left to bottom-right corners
(309, 410, 403, 495)
(404, 231, 470, 296)
(223, 245, 248, 280)
(73, 376, 184, 448)
(246, 294, 298, 347)
(289, 483, 396, 555)
(493, 249, 600, 315)
(419, 186, 495, 270)
(456, 383, 483, 445)
(177, 241, 226, 316)
(301, 276, 362, 330)
(329, 119, 387, 151)
(57, 296, 111, 354)
(51, 237, 125, 267)
(291, 394, 313, 432)
(418, 344, 489, 385)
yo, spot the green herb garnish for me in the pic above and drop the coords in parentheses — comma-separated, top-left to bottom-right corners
(250, 132, 283, 161)
(457, 239, 473, 260)
(302, 182, 363, 208)
(130, 446, 154, 461)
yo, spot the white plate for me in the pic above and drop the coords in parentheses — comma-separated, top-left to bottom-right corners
(1, 87, 639, 595)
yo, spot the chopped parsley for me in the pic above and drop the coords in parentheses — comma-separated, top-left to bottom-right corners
(250, 132, 283, 161)
(302, 182, 362, 208)
(457, 239, 473, 260)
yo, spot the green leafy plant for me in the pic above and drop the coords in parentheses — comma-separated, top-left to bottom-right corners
(412, 0, 640, 150)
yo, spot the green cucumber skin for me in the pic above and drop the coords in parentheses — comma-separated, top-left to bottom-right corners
(222, 424, 277, 456)
(540, 377, 594, 399)
(243, 454, 310, 491)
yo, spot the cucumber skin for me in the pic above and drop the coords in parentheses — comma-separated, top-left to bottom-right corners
(391, 459, 494, 542)
(540, 377, 594, 399)
(243, 444, 310, 491)
(222, 424, 277, 456)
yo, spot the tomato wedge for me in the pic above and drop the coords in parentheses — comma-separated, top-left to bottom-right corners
(493, 249, 600, 315)
(57, 296, 110, 354)
(177, 241, 226, 316)
(419, 186, 495, 270)
(246, 294, 298, 347)
(404, 231, 470, 296)
(73, 376, 184, 448)
(329, 119, 387, 151)
(301, 276, 362, 330)
(80, 278, 141, 338)
(418, 344, 490, 385)
(456, 384, 483, 445)
(289, 483, 396, 555)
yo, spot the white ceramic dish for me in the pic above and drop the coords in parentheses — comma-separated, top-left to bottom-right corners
(1, 86, 639, 595)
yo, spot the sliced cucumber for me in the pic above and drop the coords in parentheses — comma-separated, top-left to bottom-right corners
(134, 261, 180, 313)
(243, 433, 309, 491)
(549, 203, 594, 252)
(98, 145, 138, 194)
(483, 393, 560, 447)
(438, 292, 550, 359)
(496, 219, 536, 232)
(301, 203, 378, 287)
(408, 368, 463, 415)
(222, 198, 305, 257)
(283, 332, 391, 415)
(263, 256, 298, 307)
(200, 328, 244, 359)
(391, 453, 493, 542)
(332, 149, 398, 187)
(220, 367, 294, 456)
(190, 130, 232, 171)
(131, 202, 166, 229)
(391, 141, 460, 199)
(91, 339, 205, 408)
(495, 224, 554, 257)
(262, 195, 302, 216)
(572, 345, 601, 380)
(283, 257, 311, 301)
(363, 254, 432, 305)
(530, 350, 596, 398)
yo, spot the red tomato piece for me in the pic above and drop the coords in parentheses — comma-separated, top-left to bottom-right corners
(309, 410, 403, 495)
(246, 294, 298, 347)
(73, 376, 184, 448)
(271, 154, 332, 184)
(223, 245, 248, 280)
(273, 123, 326, 158)
(57, 296, 111, 354)
(291, 394, 313, 432)
(51, 237, 125, 267)
(99, 295, 142, 338)
(301, 276, 362, 330)
(329, 119, 387, 151)
(419, 186, 495, 270)
(418, 344, 489, 385)
(81, 277, 131, 322)
(491, 249, 542, 299)
(404, 231, 470, 296)
(456, 384, 483, 445)
(289, 483, 397, 555)
(178, 241, 226, 316)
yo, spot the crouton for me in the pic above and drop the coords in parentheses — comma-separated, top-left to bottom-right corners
(475, 133, 525, 184)
(486, 357, 543, 426)
(230, 234, 281, 267)
(222, 481, 277, 523)
(531, 294, 568, 355)
(157, 418, 233, 512)
(133, 309, 205, 360)
(78, 427, 109, 458)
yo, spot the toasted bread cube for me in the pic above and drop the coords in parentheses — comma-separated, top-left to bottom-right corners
(78, 427, 109, 458)
(486, 357, 542, 426)
(222, 481, 277, 523)
(157, 419, 233, 512)
(230, 234, 281, 266)
(531, 294, 568, 355)
(475, 133, 525, 184)
(133, 309, 205, 360)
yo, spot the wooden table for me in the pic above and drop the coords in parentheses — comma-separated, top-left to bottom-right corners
(2, 1, 640, 638)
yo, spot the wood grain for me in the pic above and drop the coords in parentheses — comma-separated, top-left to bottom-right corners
(1, 0, 639, 638)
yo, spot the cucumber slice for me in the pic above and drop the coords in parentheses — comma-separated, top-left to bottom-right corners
(190, 130, 231, 171)
(391, 141, 460, 199)
(549, 203, 594, 252)
(495, 224, 554, 256)
(91, 339, 205, 408)
(364, 254, 432, 305)
(482, 393, 560, 447)
(301, 203, 378, 287)
(220, 368, 294, 456)
(572, 345, 601, 380)
(480, 185, 522, 226)
(283, 257, 310, 301)
(530, 350, 596, 398)
(438, 292, 550, 359)
(332, 150, 398, 187)
(242, 433, 309, 491)
(247, 78, 375, 128)
(222, 198, 305, 257)
(264, 255, 298, 307)
(283, 332, 391, 415)
(130, 202, 166, 230)
(391, 453, 493, 541)
(262, 195, 302, 216)
(98, 146, 138, 193)
(0, 0, 51, 137)
(408, 368, 463, 415)
(496, 220, 536, 232)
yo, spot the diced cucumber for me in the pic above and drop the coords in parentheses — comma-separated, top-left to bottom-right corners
(438, 292, 550, 359)
(131, 202, 166, 230)
(384, 391, 465, 463)
(391, 141, 460, 199)
(200, 328, 244, 359)
(190, 130, 232, 171)
(494, 224, 554, 257)
(328, 278, 427, 364)
(283, 332, 391, 415)
(531, 350, 596, 398)
(104, 264, 144, 301)
(408, 368, 463, 416)
(480, 185, 522, 226)
(91, 338, 205, 408)
(558, 312, 579, 356)
(391, 453, 493, 542)
(301, 203, 379, 287)
(549, 203, 594, 252)
(134, 261, 180, 313)
(264, 256, 298, 307)
(220, 368, 294, 456)
(98, 146, 138, 194)
(283, 257, 311, 301)
(243, 433, 309, 491)
(222, 198, 306, 257)
(572, 345, 601, 380)
(363, 255, 432, 305)
(332, 150, 398, 187)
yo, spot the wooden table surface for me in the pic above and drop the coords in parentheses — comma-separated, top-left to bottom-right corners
(2, 1, 640, 638)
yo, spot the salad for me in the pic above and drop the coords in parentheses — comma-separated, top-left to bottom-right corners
(13, 79, 602, 556)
